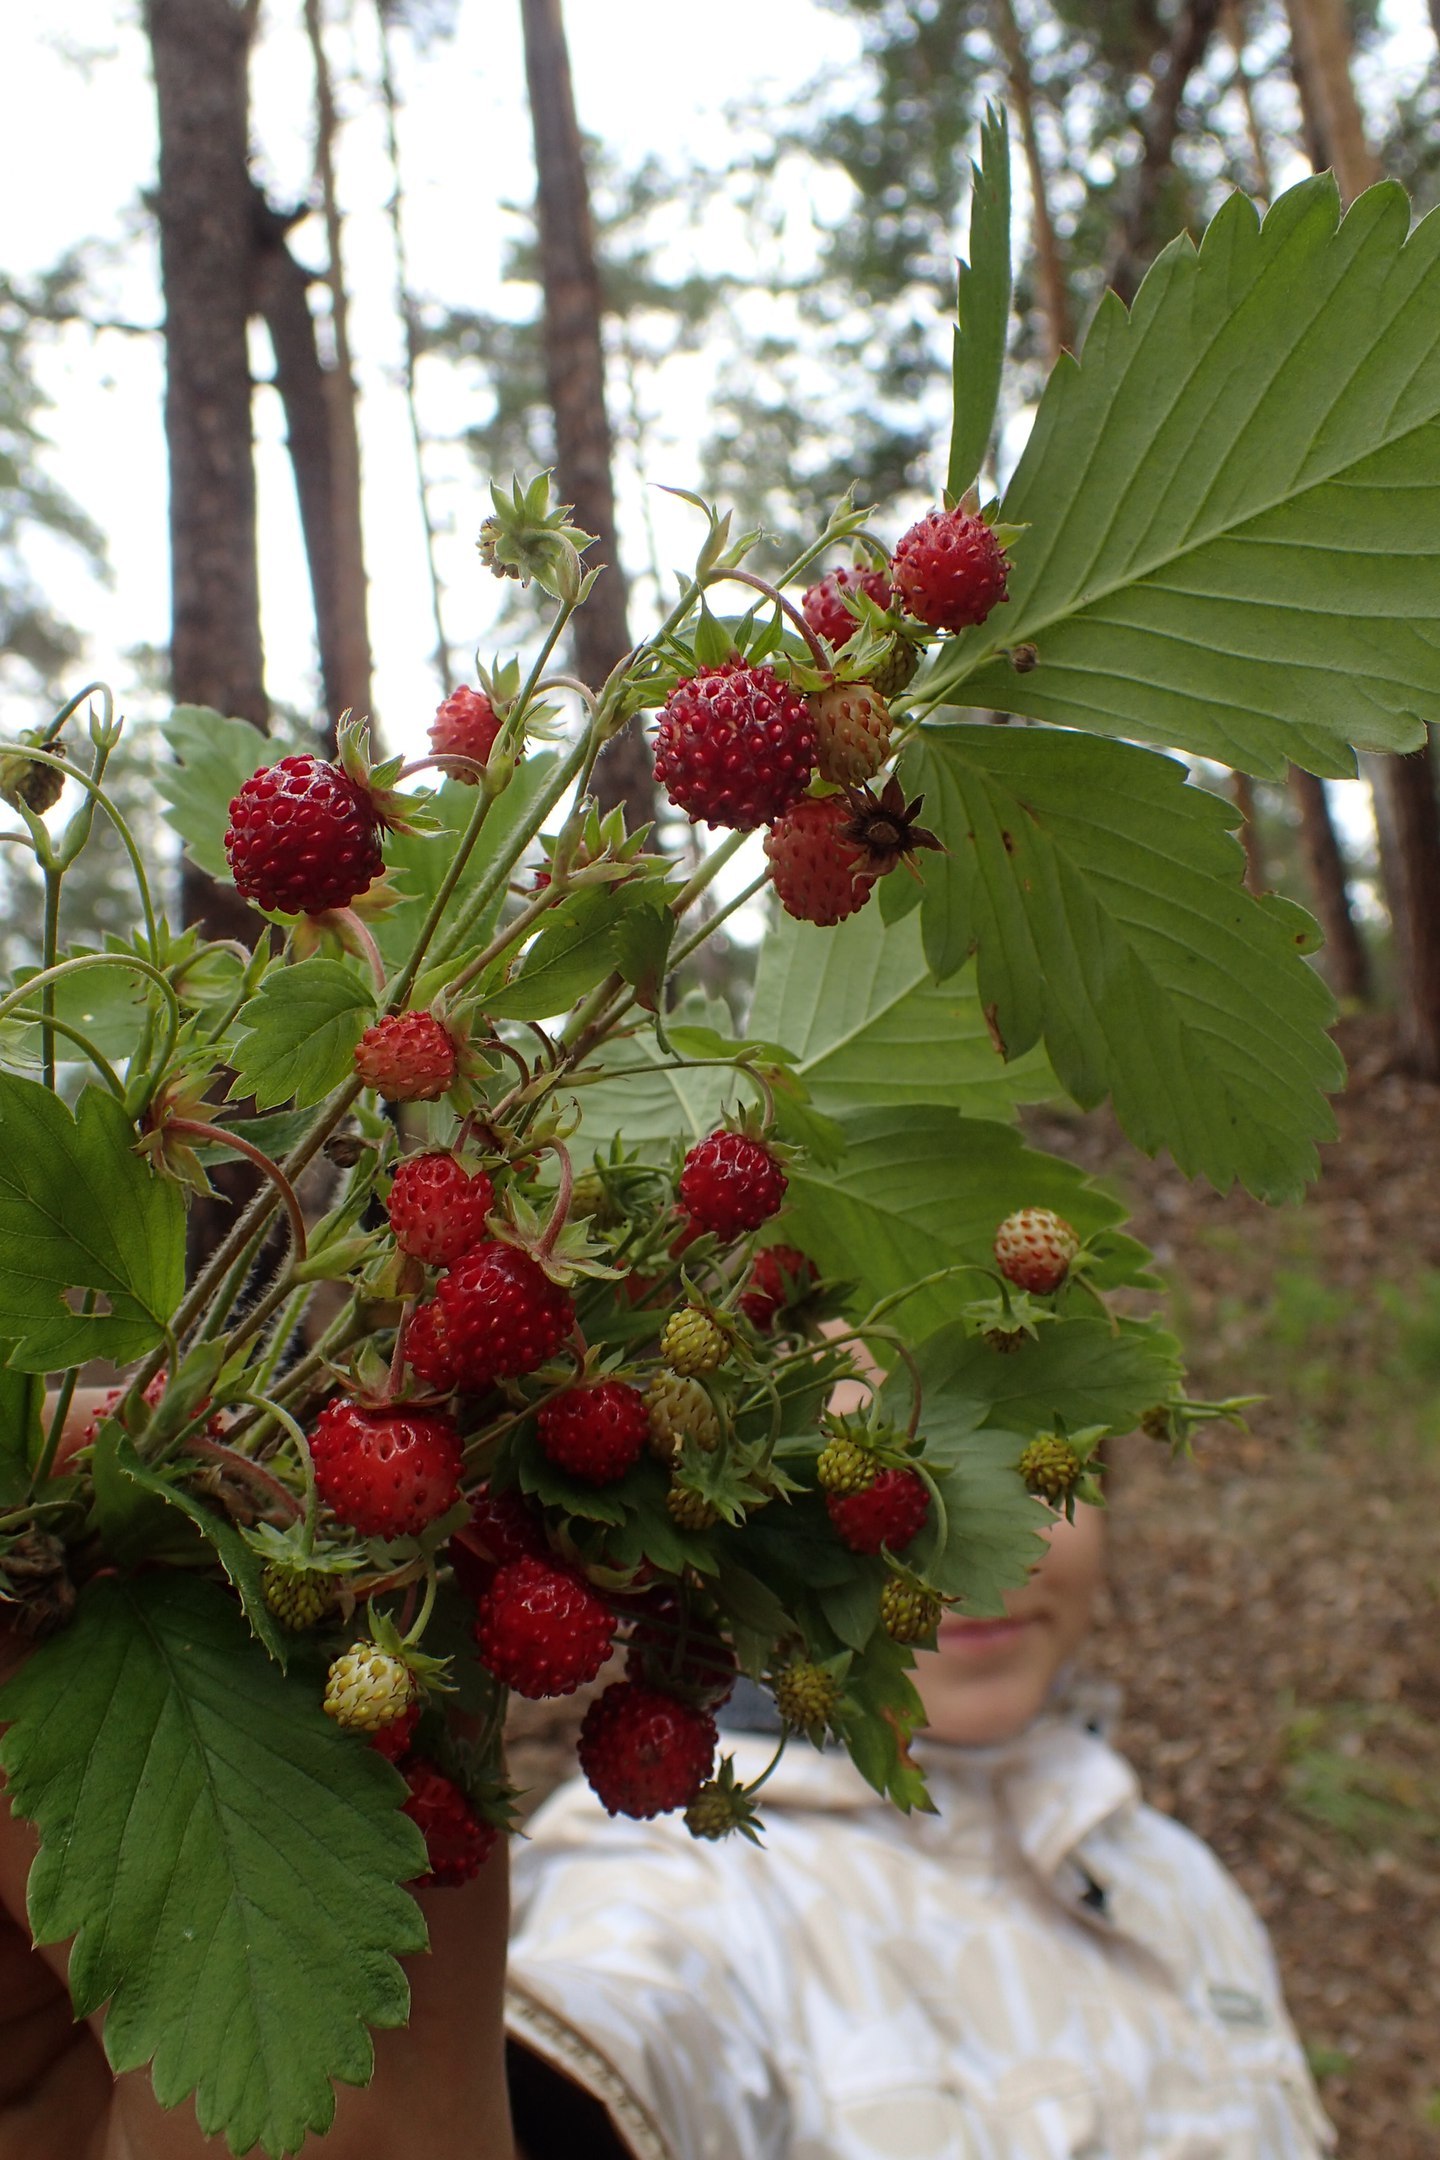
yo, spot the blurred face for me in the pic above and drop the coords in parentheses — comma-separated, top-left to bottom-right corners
(912, 1504, 1106, 1746)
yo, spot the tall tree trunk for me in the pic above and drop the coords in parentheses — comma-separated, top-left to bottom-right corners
(251, 190, 344, 751)
(519, 0, 654, 825)
(1286, 768, 1372, 1002)
(145, 0, 268, 940)
(303, 0, 375, 733)
(1107, 0, 1224, 305)
(990, 0, 1073, 358)
(1286, 0, 1440, 1072)
(1223, 0, 1274, 197)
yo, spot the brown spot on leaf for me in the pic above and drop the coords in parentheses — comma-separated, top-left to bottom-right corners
(983, 1003, 1008, 1059)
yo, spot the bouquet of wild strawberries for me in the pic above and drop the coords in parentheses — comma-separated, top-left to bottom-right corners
(2, 116, 1425, 2151)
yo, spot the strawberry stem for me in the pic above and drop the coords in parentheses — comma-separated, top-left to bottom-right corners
(709, 568, 831, 673)
(167, 1121, 309, 1263)
(182, 1432, 304, 1523)
(536, 1141, 574, 1259)
(318, 907, 387, 994)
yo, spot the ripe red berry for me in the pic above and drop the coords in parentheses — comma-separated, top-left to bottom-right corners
(577, 1681, 717, 1819)
(401, 1758, 497, 1886)
(449, 1482, 549, 1603)
(387, 1153, 495, 1266)
(537, 1381, 649, 1486)
(369, 1703, 421, 1764)
(429, 686, 501, 780)
(679, 1131, 787, 1240)
(739, 1245, 816, 1330)
(474, 1554, 615, 1698)
(800, 563, 894, 648)
(354, 1012, 459, 1102)
(437, 1241, 575, 1391)
(893, 507, 1009, 632)
(765, 795, 878, 927)
(309, 1400, 463, 1539)
(224, 754, 383, 915)
(825, 1466, 930, 1555)
(994, 1207, 1081, 1295)
(653, 662, 816, 831)
(404, 1299, 458, 1394)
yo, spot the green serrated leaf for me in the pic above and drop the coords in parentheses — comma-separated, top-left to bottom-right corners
(748, 903, 1053, 1121)
(949, 102, 1012, 499)
(929, 177, 1440, 777)
(781, 1105, 1140, 1342)
(834, 1633, 931, 1811)
(0, 1363, 43, 1499)
(899, 1315, 1184, 1453)
(907, 726, 1339, 1199)
(487, 888, 630, 1022)
(156, 706, 272, 880)
(228, 959, 378, 1112)
(0, 1074, 186, 1371)
(575, 996, 739, 1153)
(0, 1572, 426, 2157)
(908, 1427, 1049, 1613)
(612, 898, 677, 1012)
(114, 1437, 291, 1664)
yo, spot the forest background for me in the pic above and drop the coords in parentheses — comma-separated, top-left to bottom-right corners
(1, 0, 1438, 2150)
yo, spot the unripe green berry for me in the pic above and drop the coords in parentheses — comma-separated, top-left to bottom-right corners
(773, 1660, 840, 1731)
(323, 1644, 415, 1732)
(666, 1483, 720, 1531)
(645, 1372, 721, 1460)
(815, 1434, 878, 1495)
(880, 1579, 941, 1643)
(660, 1307, 728, 1377)
(262, 1562, 334, 1631)
(1017, 1434, 1083, 1507)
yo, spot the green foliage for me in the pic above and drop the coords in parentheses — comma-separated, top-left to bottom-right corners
(228, 959, 377, 1111)
(949, 103, 1012, 498)
(0, 1071, 185, 1370)
(905, 726, 1339, 1200)
(488, 884, 669, 1021)
(933, 181, 1440, 779)
(374, 758, 560, 972)
(0, 1365, 43, 1500)
(113, 1437, 291, 1664)
(157, 706, 272, 881)
(902, 1314, 1184, 1450)
(0, 1573, 426, 2158)
(749, 903, 1053, 1120)
(781, 1104, 1146, 1341)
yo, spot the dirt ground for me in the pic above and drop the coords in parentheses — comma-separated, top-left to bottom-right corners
(511, 1016, 1439, 2156)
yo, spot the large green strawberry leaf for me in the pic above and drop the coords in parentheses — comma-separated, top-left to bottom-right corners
(781, 1104, 1153, 1342)
(156, 706, 272, 880)
(0, 1573, 427, 2157)
(748, 903, 1053, 1120)
(905, 725, 1339, 1200)
(0, 1073, 186, 1371)
(922, 178, 1440, 779)
(373, 757, 561, 973)
(227, 958, 378, 1111)
(573, 994, 741, 1153)
(949, 101, 1012, 499)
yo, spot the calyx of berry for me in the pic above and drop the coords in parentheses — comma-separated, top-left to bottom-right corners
(841, 775, 944, 879)
(477, 473, 595, 602)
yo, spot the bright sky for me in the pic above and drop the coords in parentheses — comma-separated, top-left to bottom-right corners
(1, 0, 1432, 878)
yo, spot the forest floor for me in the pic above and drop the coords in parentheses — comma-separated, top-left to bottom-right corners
(510, 1014, 1440, 2157)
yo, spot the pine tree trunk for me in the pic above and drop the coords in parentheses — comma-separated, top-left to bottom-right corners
(1286, 0, 1440, 1072)
(990, 0, 1073, 358)
(144, 0, 268, 938)
(304, 0, 374, 735)
(1286, 767, 1372, 1003)
(519, 0, 654, 825)
(1107, 0, 1224, 305)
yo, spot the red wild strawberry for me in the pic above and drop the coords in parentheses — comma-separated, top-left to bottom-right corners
(310, 1400, 463, 1539)
(79, 1371, 225, 1447)
(429, 686, 501, 780)
(994, 1207, 1080, 1295)
(401, 1759, 497, 1886)
(449, 1483, 548, 1603)
(653, 662, 816, 831)
(624, 1596, 737, 1709)
(474, 1554, 615, 1698)
(354, 1011, 458, 1102)
(577, 1680, 717, 1819)
(387, 1153, 495, 1266)
(739, 1245, 816, 1330)
(537, 1381, 649, 1487)
(679, 1130, 787, 1240)
(224, 754, 384, 916)
(404, 1299, 458, 1394)
(437, 1241, 575, 1390)
(765, 795, 878, 927)
(826, 1466, 930, 1555)
(800, 562, 894, 649)
(807, 681, 893, 786)
(893, 506, 1009, 632)
(370, 1703, 421, 1764)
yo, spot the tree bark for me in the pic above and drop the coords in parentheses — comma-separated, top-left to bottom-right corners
(1106, 0, 1223, 305)
(144, 0, 268, 940)
(990, 0, 1073, 358)
(1286, 767, 1372, 1003)
(303, 0, 375, 737)
(519, 0, 654, 825)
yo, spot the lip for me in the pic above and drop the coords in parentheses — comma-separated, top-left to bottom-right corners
(936, 1615, 1037, 1652)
